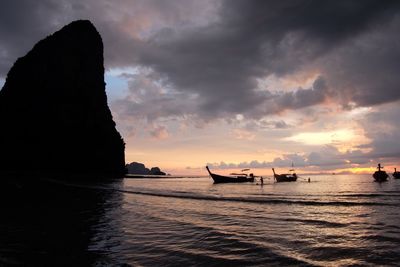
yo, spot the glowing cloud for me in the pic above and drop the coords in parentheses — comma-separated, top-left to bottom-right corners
(285, 129, 356, 146)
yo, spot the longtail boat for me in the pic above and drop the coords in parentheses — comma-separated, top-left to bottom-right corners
(393, 168, 400, 179)
(373, 163, 388, 182)
(206, 166, 255, 184)
(272, 167, 297, 182)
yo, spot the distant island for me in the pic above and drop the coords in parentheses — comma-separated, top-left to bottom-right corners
(125, 162, 166, 175)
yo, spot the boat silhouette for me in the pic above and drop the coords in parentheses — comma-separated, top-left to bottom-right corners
(272, 167, 297, 182)
(393, 168, 400, 179)
(373, 163, 388, 182)
(206, 166, 255, 184)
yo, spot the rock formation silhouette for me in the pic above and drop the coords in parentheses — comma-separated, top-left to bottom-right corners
(150, 167, 166, 176)
(126, 162, 166, 175)
(0, 20, 125, 177)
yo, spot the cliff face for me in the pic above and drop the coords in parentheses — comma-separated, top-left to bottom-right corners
(0, 20, 125, 177)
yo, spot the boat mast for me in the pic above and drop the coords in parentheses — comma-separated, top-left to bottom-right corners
(377, 163, 383, 171)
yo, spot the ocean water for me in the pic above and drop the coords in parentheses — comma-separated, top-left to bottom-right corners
(1, 174, 400, 266)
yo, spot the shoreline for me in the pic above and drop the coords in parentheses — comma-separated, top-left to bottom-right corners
(124, 174, 207, 179)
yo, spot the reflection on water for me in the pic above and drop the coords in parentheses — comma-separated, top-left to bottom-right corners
(1, 174, 400, 266)
(116, 175, 400, 266)
(0, 176, 125, 266)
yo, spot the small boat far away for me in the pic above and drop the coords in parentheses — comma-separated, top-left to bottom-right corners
(373, 163, 388, 182)
(272, 167, 297, 182)
(393, 168, 400, 179)
(206, 166, 255, 184)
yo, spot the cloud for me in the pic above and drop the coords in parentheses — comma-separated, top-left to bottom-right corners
(149, 124, 169, 140)
(285, 129, 356, 146)
(0, 0, 62, 74)
(2, 0, 400, 120)
(2, 0, 400, 170)
(112, 69, 199, 122)
(207, 145, 372, 171)
(0, 0, 217, 75)
(130, 0, 400, 120)
(243, 119, 292, 131)
(318, 14, 400, 109)
(231, 128, 255, 141)
(358, 101, 400, 159)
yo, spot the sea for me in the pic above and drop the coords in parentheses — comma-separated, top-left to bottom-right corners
(1, 174, 400, 266)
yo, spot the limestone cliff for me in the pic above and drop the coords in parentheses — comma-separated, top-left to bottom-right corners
(0, 20, 125, 177)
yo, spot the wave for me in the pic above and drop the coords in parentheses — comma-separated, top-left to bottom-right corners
(252, 192, 400, 198)
(123, 209, 318, 266)
(360, 234, 400, 244)
(117, 188, 395, 207)
(339, 193, 400, 198)
(41, 178, 398, 207)
(281, 218, 348, 228)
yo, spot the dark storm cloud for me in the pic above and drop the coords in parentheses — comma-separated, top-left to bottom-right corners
(0, 0, 63, 74)
(320, 15, 400, 108)
(264, 76, 331, 115)
(0, 0, 208, 75)
(1, 0, 400, 120)
(221, 0, 397, 44)
(133, 0, 400, 119)
(112, 71, 199, 122)
(359, 102, 400, 159)
(0, 0, 142, 73)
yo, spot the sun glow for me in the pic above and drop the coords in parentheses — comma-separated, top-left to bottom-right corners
(336, 167, 376, 174)
(285, 129, 356, 146)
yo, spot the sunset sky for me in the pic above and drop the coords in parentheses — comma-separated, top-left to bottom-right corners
(1, 0, 400, 175)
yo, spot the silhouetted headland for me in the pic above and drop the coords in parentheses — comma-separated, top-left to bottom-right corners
(0, 20, 125, 179)
(0, 21, 127, 265)
(125, 161, 166, 176)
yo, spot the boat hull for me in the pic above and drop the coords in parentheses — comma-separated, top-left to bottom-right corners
(393, 172, 400, 179)
(206, 166, 254, 184)
(211, 173, 255, 183)
(373, 171, 388, 182)
(274, 174, 297, 182)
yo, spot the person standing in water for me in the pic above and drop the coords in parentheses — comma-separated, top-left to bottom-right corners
(260, 176, 264, 186)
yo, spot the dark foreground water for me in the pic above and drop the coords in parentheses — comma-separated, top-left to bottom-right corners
(1, 174, 400, 266)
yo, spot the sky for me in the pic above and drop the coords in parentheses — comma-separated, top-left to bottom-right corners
(1, 0, 400, 175)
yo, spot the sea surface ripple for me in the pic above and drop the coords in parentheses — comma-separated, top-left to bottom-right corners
(2, 174, 400, 266)
(87, 174, 400, 266)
